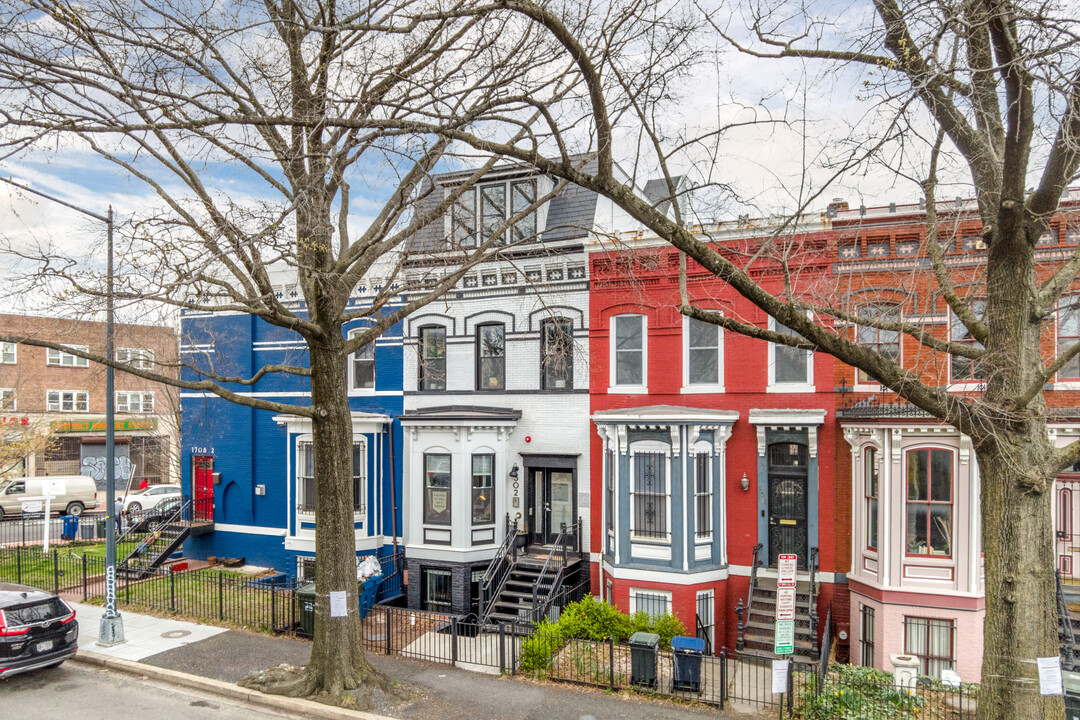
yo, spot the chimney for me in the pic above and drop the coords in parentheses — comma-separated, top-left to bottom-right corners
(826, 198, 849, 218)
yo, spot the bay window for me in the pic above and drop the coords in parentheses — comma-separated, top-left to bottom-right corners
(865, 447, 879, 550)
(632, 452, 667, 540)
(424, 453, 452, 525)
(471, 454, 494, 525)
(905, 448, 953, 557)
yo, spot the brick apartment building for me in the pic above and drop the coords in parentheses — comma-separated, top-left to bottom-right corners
(0, 313, 179, 490)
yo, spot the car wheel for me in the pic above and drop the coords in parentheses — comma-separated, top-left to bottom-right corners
(128, 502, 142, 513)
(65, 502, 85, 516)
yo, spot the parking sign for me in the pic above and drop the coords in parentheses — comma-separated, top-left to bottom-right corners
(777, 554, 797, 587)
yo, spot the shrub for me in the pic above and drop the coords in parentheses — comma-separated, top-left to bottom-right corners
(627, 610, 652, 638)
(794, 664, 926, 720)
(521, 620, 561, 672)
(650, 612, 688, 649)
(556, 595, 629, 641)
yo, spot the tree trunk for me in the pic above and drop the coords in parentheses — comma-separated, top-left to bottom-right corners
(976, 212, 1064, 719)
(306, 334, 379, 697)
(976, 435, 1062, 719)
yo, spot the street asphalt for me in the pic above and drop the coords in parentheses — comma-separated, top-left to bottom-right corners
(139, 629, 760, 719)
(2, 661, 294, 720)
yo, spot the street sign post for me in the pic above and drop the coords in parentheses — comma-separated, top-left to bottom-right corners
(774, 552, 797, 656)
(777, 553, 797, 588)
(774, 619, 795, 655)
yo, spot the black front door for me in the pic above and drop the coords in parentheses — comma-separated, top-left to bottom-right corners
(767, 442, 809, 569)
(531, 468, 576, 545)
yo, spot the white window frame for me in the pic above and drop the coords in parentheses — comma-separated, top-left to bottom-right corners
(347, 329, 376, 394)
(1056, 295, 1080, 386)
(948, 301, 985, 388)
(0, 342, 15, 364)
(115, 390, 155, 414)
(693, 448, 713, 543)
(116, 347, 155, 370)
(854, 303, 901, 390)
(628, 442, 671, 544)
(295, 434, 367, 520)
(0, 388, 14, 411)
(629, 587, 672, 620)
(609, 314, 648, 393)
(767, 314, 814, 392)
(445, 177, 548, 246)
(46, 390, 89, 412)
(682, 315, 724, 392)
(46, 345, 89, 368)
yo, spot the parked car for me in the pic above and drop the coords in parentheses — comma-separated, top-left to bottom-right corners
(0, 583, 78, 678)
(0, 476, 100, 520)
(126, 496, 183, 533)
(122, 484, 181, 513)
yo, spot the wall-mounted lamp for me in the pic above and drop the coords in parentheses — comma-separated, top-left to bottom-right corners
(740, 473, 749, 492)
(509, 464, 519, 479)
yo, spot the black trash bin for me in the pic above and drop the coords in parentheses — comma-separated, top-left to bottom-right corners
(297, 583, 317, 638)
(671, 635, 705, 693)
(629, 631, 660, 688)
(96, 518, 107, 539)
(1065, 670, 1080, 720)
(61, 515, 78, 541)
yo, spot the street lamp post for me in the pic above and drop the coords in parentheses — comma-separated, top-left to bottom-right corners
(0, 174, 125, 646)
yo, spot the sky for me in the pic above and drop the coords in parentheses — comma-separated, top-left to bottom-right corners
(0, 0, 1038, 315)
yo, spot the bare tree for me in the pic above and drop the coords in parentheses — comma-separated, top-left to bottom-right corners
(344, 0, 1077, 717)
(0, 0, 574, 701)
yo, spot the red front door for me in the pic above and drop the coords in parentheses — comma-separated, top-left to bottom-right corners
(193, 456, 215, 522)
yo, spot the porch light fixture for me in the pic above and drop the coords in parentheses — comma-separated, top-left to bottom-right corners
(509, 464, 519, 479)
(740, 473, 749, 491)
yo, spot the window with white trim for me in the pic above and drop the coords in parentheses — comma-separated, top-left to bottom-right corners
(47, 346, 89, 367)
(471, 454, 494, 525)
(116, 348, 155, 370)
(0, 388, 14, 411)
(46, 390, 88, 412)
(611, 314, 646, 388)
(631, 451, 668, 540)
(865, 447, 879, 551)
(694, 452, 712, 539)
(418, 326, 447, 391)
(349, 330, 375, 390)
(768, 316, 813, 387)
(449, 179, 539, 246)
(903, 617, 955, 677)
(950, 301, 985, 382)
(1059, 296, 1080, 380)
(115, 391, 155, 414)
(0, 342, 15, 364)
(475, 323, 505, 391)
(856, 304, 900, 384)
(685, 317, 722, 388)
(297, 438, 365, 515)
(630, 588, 672, 619)
(905, 448, 953, 557)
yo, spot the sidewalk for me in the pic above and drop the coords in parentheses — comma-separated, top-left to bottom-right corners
(68, 604, 764, 719)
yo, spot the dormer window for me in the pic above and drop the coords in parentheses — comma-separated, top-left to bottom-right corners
(447, 178, 541, 246)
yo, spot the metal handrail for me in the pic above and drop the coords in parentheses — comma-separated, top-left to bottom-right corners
(531, 523, 569, 623)
(117, 498, 188, 546)
(735, 542, 762, 651)
(1058, 570, 1080, 671)
(478, 515, 517, 622)
(809, 547, 820, 660)
(816, 605, 832, 692)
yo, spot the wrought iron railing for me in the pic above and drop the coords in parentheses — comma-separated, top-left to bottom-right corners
(817, 605, 832, 692)
(735, 542, 762, 651)
(478, 514, 517, 623)
(1058, 570, 1080, 671)
(531, 522, 571, 624)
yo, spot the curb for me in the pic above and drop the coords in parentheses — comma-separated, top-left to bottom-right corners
(71, 649, 393, 720)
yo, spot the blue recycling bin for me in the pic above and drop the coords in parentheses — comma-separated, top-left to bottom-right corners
(60, 515, 79, 541)
(357, 576, 381, 619)
(671, 635, 706, 693)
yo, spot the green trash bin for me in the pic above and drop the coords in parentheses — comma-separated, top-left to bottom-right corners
(629, 631, 660, 688)
(1064, 670, 1080, 720)
(297, 583, 317, 638)
(96, 519, 107, 539)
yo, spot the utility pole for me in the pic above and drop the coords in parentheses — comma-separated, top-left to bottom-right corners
(0, 174, 125, 645)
